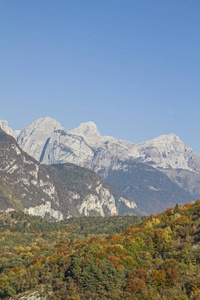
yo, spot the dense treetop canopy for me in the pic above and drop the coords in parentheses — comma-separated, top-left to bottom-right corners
(0, 201, 200, 299)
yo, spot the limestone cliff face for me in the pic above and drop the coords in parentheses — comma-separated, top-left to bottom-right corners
(15, 117, 200, 174)
(16, 117, 62, 162)
(0, 128, 63, 221)
(76, 182, 117, 217)
(10, 288, 45, 299)
(43, 163, 141, 217)
(72, 183, 117, 217)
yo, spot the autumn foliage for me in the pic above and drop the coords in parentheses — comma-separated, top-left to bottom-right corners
(1, 201, 200, 299)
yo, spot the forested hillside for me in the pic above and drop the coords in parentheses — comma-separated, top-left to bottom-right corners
(1, 201, 200, 299)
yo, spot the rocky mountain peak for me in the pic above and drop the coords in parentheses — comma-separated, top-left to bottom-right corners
(22, 117, 62, 133)
(135, 132, 199, 171)
(16, 117, 63, 162)
(0, 120, 20, 139)
(143, 133, 182, 145)
(137, 133, 191, 156)
(69, 121, 103, 147)
(70, 121, 99, 135)
(0, 120, 12, 134)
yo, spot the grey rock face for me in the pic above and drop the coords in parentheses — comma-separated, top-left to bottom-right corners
(16, 117, 63, 162)
(43, 163, 142, 217)
(0, 128, 63, 221)
(0, 120, 20, 139)
(15, 117, 200, 174)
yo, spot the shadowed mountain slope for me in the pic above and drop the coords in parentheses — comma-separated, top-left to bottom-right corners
(0, 128, 144, 219)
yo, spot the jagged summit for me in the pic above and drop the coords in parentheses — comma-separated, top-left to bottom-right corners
(69, 121, 99, 135)
(0, 120, 20, 139)
(0, 120, 13, 135)
(146, 133, 182, 144)
(138, 133, 188, 153)
(133, 132, 198, 171)
(69, 121, 103, 147)
(16, 117, 62, 162)
(20, 117, 62, 133)
(71, 121, 98, 133)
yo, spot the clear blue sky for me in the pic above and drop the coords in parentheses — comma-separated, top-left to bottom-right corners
(1, 1, 200, 153)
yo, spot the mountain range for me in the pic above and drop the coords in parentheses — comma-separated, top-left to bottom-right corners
(1, 117, 200, 215)
(0, 127, 144, 220)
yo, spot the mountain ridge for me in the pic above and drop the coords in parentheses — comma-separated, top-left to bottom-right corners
(1, 117, 200, 214)
(3, 116, 197, 172)
(14, 117, 200, 172)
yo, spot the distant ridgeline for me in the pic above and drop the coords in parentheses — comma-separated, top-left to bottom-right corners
(0, 201, 200, 299)
(2, 117, 200, 215)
